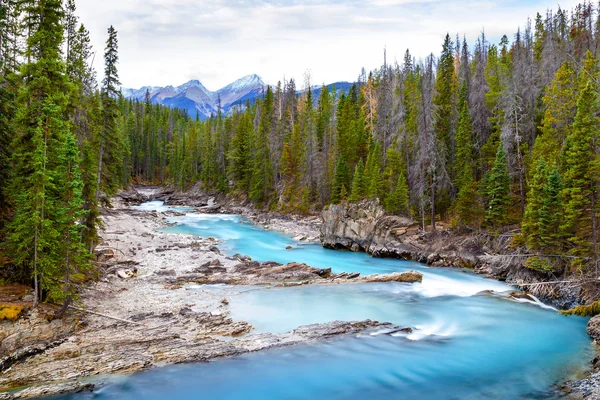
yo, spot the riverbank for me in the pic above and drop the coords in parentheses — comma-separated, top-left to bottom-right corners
(2, 186, 598, 399)
(0, 192, 416, 399)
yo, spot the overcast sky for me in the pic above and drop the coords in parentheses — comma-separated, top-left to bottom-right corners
(77, 0, 581, 90)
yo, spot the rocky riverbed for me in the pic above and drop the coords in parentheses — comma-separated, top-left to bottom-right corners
(0, 192, 417, 399)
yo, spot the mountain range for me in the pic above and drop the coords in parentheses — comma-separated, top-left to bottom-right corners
(121, 75, 353, 121)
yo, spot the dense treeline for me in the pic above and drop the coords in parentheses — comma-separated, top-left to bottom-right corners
(3, 0, 600, 306)
(0, 0, 126, 305)
(122, 3, 600, 276)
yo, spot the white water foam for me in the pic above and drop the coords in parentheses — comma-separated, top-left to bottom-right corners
(412, 272, 513, 298)
(406, 321, 460, 341)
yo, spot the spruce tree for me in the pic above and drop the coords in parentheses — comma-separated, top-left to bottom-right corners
(386, 172, 409, 216)
(97, 25, 124, 200)
(0, 0, 19, 228)
(485, 142, 511, 228)
(349, 159, 366, 202)
(331, 156, 349, 204)
(228, 109, 252, 193)
(52, 115, 90, 304)
(523, 157, 549, 249)
(561, 80, 600, 268)
(454, 83, 474, 191)
(433, 33, 457, 214)
(533, 62, 577, 167)
(539, 168, 564, 249)
(250, 87, 274, 204)
(7, 0, 73, 304)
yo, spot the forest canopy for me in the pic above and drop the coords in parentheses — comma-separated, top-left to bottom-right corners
(2, 0, 600, 304)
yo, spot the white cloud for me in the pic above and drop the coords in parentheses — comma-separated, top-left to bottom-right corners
(75, 0, 584, 89)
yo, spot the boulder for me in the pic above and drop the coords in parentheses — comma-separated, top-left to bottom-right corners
(116, 269, 137, 279)
(587, 315, 600, 342)
(361, 271, 423, 283)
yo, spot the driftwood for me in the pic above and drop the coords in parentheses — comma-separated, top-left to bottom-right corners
(68, 306, 145, 326)
(69, 306, 178, 331)
(514, 280, 589, 287)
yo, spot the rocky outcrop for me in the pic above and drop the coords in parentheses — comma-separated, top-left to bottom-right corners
(174, 260, 422, 286)
(321, 199, 582, 307)
(321, 199, 483, 268)
(587, 315, 600, 342)
(0, 319, 390, 399)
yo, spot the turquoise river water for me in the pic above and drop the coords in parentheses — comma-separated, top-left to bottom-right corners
(55, 201, 594, 399)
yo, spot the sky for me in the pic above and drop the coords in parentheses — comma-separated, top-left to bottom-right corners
(77, 0, 582, 91)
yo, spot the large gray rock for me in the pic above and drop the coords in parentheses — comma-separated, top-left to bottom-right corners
(321, 199, 385, 252)
(321, 199, 426, 261)
(588, 315, 600, 342)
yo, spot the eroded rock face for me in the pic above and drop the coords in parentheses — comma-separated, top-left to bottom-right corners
(321, 199, 468, 268)
(320, 200, 580, 306)
(0, 319, 389, 399)
(321, 199, 385, 252)
(0, 310, 77, 372)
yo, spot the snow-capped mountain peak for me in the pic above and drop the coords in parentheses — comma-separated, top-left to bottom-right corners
(219, 74, 264, 94)
(121, 74, 268, 120)
(175, 79, 212, 95)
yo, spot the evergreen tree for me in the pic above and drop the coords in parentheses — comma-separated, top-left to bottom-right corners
(454, 83, 474, 190)
(523, 157, 549, 249)
(433, 33, 457, 214)
(485, 142, 511, 228)
(250, 87, 274, 204)
(228, 109, 252, 193)
(386, 172, 409, 216)
(533, 62, 577, 167)
(97, 25, 124, 200)
(53, 120, 91, 303)
(349, 159, 366, 202)
(0, 0, 19, 228)
(561, 80, 600, 269)
(331, 156, 349, 204)
(7, 0, 73, 304)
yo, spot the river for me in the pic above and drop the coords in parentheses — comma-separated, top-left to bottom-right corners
(55, 202, 594, 399)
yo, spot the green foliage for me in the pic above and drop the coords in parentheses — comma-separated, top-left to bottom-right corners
(386, 172, 409, 216)
(331, 156, 349, 204)
(97, 26, 126, 198)
(533, 62, 577, 167)
(349, 159, 366, 202)
(485, 143, 511, 228)
(524, 256, 555, 272)
(561, 80, 600, 260)
(455, 83, 474, 190)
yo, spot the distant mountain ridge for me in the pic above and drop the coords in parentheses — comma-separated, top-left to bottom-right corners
(121, 75, 353, 120)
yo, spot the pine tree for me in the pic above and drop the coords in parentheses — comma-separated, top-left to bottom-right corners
(0, 0, 20, 228)
(365, 141, 383, 199)
(349, 159, 366, 202)
(250, 87, 274, 204)
(228, 109, 252, 193)
(454, 83, 474, 190)
(561, 80, 600, 269)
(331, 156, 349, 204)
(533, 62, 577, 167)
(539, 168, 564, 249)
(52, 119, 91, 304)
(485, 142, 511, 228)
(386, 172, 409, 216)
(7, 0, 73, 304)
(433, 33, 457, 214)
(522, 157, 549, 248)
(97, 25, 124, 200)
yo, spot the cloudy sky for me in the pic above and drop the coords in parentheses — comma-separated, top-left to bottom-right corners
(77, 0, 581, 91)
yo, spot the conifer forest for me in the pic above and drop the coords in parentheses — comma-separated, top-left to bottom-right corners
(2, 0, 600, 306)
